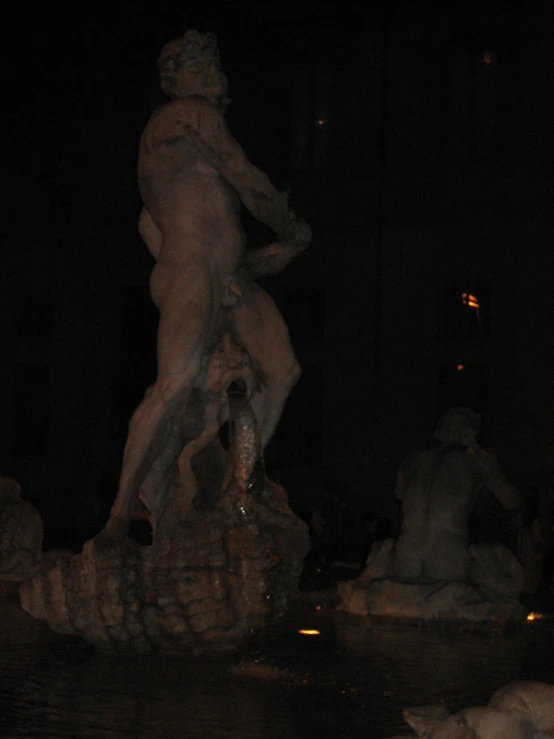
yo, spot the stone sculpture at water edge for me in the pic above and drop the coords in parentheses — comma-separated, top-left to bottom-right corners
(19, 30, 311, 653)
(339, 407, 527, 624)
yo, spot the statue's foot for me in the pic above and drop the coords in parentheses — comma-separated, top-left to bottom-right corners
(88, 515, 129, 552)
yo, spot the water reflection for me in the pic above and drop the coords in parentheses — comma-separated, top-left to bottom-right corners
(1, 594, 553, 738)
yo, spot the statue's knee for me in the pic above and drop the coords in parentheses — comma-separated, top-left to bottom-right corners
(155, 375, 190, 409)
(263, 354, 300, 397)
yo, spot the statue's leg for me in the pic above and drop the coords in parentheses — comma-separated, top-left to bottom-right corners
(233, 277, 300, 448)
(107, 265, 220, 534)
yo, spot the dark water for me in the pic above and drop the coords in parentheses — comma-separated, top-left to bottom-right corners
(1, 591, 554, 739)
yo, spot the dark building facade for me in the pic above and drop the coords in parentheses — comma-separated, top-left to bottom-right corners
(3, 3, 553, 522)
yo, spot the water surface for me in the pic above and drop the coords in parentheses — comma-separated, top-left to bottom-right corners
(1, 592, 553, 738)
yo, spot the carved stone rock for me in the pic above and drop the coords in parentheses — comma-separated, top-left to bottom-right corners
(20, 406, 309, 654)
(338, 538, 527, 624)
(0, 476, 43, 583)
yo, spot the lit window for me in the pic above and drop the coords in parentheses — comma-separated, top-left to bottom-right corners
(461, 292, 479, 309)
(439, 284, 490, 341)
(461, 292, 481, 322)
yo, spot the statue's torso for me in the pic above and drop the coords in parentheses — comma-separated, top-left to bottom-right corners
(138, 98, 244, 272)
(400, 446, 495, 535)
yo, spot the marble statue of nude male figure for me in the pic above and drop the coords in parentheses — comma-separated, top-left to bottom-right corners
(104, 31, 311, 537)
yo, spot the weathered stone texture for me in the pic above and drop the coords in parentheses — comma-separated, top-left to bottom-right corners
(0, 476, 43, 582)
(20, 470, 309, 654)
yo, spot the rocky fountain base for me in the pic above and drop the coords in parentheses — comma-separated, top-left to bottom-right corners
(19, 405, 309, 655)
(338, 538, 527, 625)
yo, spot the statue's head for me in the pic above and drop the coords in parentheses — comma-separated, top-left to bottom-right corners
(433, 406, 481, 446)
(157, 30, 229, 106)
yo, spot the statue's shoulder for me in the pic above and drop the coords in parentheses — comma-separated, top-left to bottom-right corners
(142, 97, 222, 150)
(468, 446, 500, 478)
(402, 447, 436, 474)
(470, 446, 493, 462)
(158, 96, 221, 122)
(146, 96, 212, 124)
(182, 95, 219, 112)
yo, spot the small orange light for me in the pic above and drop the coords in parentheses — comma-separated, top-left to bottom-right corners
(315, 605, 321, 611)
(316, 119, 326, 126)
(526, 612, 544, 621)
(457, 364, 465, 371)
(298, 629, 321, 636)
(462, 293, 480, 309)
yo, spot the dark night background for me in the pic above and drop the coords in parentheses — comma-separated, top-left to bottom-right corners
(1, 2, 554, 547)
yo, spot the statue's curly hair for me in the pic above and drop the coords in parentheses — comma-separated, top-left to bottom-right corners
(434, 406, 481, 444)
(157, 31, 220, 98)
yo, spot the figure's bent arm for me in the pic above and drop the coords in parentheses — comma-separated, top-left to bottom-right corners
(479, 451, 522, 511)
(490, 478, 522, 511)
(243, 239, 309, 279)
(182, 98, 300, 240)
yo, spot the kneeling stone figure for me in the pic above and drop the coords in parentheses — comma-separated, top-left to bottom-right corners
(339, 408, 526, 623)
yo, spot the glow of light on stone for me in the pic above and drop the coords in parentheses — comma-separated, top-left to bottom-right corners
(298, 629, 320, 636)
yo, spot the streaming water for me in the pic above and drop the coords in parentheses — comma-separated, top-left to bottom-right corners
(1, 591, 553, 738)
